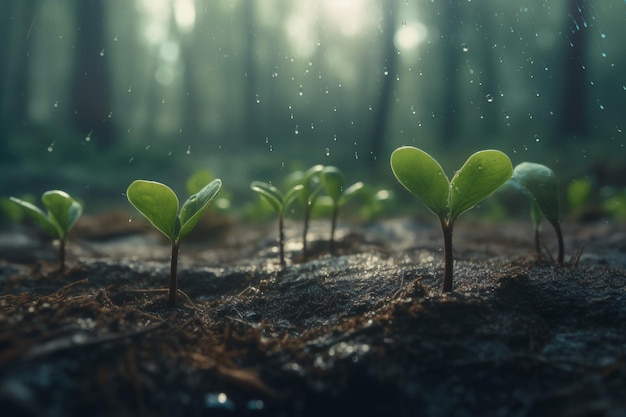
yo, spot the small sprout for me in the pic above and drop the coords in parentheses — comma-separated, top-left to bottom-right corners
(320, 166, 364, 255)
(356, 186, 394, 221)
(566, 178, 593, 214)
(186, 169, 231, 210)
(293, 165, 324, 261)
(10, 190, 83, 273)
(511, 162, 564, 265)
(127, 179, 222, 308)
(251, 181, 303, 267)
(391, 147, 512, 292)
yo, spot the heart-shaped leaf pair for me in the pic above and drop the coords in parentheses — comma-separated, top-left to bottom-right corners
(390, 146, 513, 223)
(10, 190, 83, 240)
(250, 181, 303, 213)
(511, 162, 560, 227)
(127, 179, 222, 242)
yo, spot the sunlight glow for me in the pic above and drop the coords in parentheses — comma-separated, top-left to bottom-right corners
(321, 0, 373, 37)
(137, 0, 195, 44)
(285, 0, 377, 59)
(137, 0, 170, 44)
(285, 9, 317, 58)
(394, 22, 428, 51)
(174, 0, 196, 32)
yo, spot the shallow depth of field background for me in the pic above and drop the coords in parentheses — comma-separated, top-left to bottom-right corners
(1, 0, 624, 217)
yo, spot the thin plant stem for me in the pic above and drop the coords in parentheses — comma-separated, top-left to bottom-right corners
(169, 240, 180, 308)
(59, 238, 66, 273)
(534, 224, 541, 256)
(329, 205, 339, 256)
(554, 221, 564, 265)
(440, 218, 454, 293)
(278, 212, 286, 267)
(302, 204, 311, 261)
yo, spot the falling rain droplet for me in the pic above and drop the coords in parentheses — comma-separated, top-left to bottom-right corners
(325, 147, 330, 156)
(47, 142, 55, 152)
(53, 101, 59, 108)
(486, 94, 494, 103)
(294, 125, 299, 135)
(186, 145, 191, 155)
(99, 49, 105, 57)
(461, 43, 469, 52)
(298, 85, 303, 96)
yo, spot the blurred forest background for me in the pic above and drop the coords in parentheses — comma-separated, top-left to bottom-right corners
(0, 0, 624, 213)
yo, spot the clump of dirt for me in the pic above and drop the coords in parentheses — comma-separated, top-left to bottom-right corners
(0, 215, 625, 416)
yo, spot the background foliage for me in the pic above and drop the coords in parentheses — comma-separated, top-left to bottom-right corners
(0, 0, 624, 213)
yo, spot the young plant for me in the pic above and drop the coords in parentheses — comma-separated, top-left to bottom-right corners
(186, 169, 231, 210)
(511, 162, 564, 265)
(320, 166, 364, 255)
(10, 190, 83, 273)
(390, 146, 512, 292)
(294, 165, 324, 261)
(126, 179, 222, 308)
(250, 181, 303, 267)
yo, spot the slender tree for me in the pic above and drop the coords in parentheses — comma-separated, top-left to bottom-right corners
(0, 0, 38, 160)
(70, 0, 115, 146)
(368, 0, 399, 161)
(438, 0, 463, 143)
(558, 0, 589, 138)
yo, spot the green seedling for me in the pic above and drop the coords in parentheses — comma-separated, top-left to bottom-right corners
(10, 190, 83, 273)
(511, 162, 564, 265)
(356, 186, 394, 221)
(293, 165, 324, 261)
(566, 178, 592, 214)
(127, 179, 222, 308)
(320, 166, 364, 255)
(251, 181, 303, 267)
(390, 146, 512, 292)
(186, 169, 231, 210)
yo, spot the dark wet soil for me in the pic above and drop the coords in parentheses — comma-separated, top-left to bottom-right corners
(0, 213, 625, 417)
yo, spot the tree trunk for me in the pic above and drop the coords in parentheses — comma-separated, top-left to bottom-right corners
(368, 0, 398, 161)
(0, 0, 37, 160)
(243, 1, 257, 145)
(71, 0, 115, 146)
(439, 0, 462, 143)
(558, 0, 588, 138)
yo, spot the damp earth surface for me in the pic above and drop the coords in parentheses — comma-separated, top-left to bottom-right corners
(1, 212, 625, 417)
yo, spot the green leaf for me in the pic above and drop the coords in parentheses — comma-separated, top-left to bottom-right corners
(186, 169, 215, 196)
(390, 146, 450, 218)
(179, 179, 222, 239)
(127, 180, 179, 241)
(251, 181, 283, 212)
(449, 150, 513, 221)
(512, 162, 560, 225)
(338, 181, 364, 207)
(300, 165, 324, 205)
(42, 190, 83, 239)
(321, 166, 345, 202)
(283, 184, 304, 209)
(10, 196, 60, 238)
